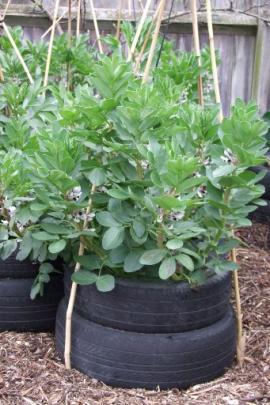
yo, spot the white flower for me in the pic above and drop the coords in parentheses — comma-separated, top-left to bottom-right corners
(8, 206, 16, 216)
(169, 211, 184, 221)
(141, 160, 149, 170)
(67, 186, 82, 202)
(1, 220, 8, 225)
(221, 149, 236, 164)
(197, 186, 207, 198)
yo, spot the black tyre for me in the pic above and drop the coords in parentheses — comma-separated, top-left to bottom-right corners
(64, 270, 231, 333)
(55, 300, 236, 390)
(252, 165, 270, 199)
(0, 251, 39, 279)
(0, 275, 63, 332)
(249, 200, 270, 223)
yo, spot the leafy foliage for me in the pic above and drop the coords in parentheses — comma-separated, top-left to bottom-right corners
(0, 29, 267, 295)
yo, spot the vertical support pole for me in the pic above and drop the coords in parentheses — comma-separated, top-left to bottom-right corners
(43, 0, 61, 87)
(206, 0, 244, 367)
(89, 0, 104, 54)
(142, 0, 166, 83)
(190, 0, 204, 106)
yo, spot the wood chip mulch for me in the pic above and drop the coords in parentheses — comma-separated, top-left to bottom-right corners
(0, 223, 269, 405)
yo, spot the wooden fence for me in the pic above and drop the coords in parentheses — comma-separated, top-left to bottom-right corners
(1, 0, 270, 115)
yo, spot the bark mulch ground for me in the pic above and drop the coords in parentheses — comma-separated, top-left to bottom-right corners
(0, 223, 269, 405)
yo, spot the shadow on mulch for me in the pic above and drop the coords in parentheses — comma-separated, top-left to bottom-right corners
(0, 223, 269, 405)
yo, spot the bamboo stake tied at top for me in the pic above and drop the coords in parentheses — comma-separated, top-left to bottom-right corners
(127, 0, 152, 62)
(116, 0, 124, 40)
(41, 2, 76, 39)
(205, 0, 244, 366)
(190, 0, 204, 107)
(134, 0, 162, 73)
(43, 0, 61, 87)
(89, 0, 104, 54)
(76, 0, 82, 38)
(2, 23, 34, 84)
(142, 0, 166, 83)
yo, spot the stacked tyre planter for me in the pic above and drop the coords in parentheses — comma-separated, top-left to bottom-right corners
(55, 270, 236, 389)
(0, 253, 63, 332)
(251, 162, 270, 223)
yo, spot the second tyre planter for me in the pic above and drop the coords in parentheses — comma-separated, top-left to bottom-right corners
(0, 253, 64, 332)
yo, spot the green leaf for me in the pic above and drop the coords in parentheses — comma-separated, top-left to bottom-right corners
(217, 239, 239, 254)
(96, 274, 115, 292)
(16, 232, 32, 261)
(96, 211, 119, 227)
(1, 239, 17, 260)
(159, 257, 176, 280)
(32, 232, 59, 241)
(71, 270, 97, 285)
(48, 239, 67, 254)
(132, 219, 145, 238)
(30, 282, 41, 300)
(102, 227, 125, 250)
(109, 246, 128, 264)
(30, 202, 48, 211)
(140, 249, 167, 265)
(176, 253, 194, 271)
(0, 225, 8, 241)
(74, 254, 102, 270)
(87, 168, 106, 186)
(107, 189, 129, 200)
(153, 196, 186, 209)
(41, 222, 71, 234)
(124, 250, 144, 272)
(39, 263, 54, 274)
(213, 165, 234, 177)
(166, 239, 183, 250)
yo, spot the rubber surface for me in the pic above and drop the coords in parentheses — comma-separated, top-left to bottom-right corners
(0, 251, 39, 279)
(0, 275, 64, 331)
(55, 300, 236, 389)
(64, 270, 232, 333)
(252, 165, 270, 199)
(249, 200, 270, 223)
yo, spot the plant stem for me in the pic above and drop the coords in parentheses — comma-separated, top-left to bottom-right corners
(64, 184, 96, 369)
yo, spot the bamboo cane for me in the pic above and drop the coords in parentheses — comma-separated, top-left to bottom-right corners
(134, 1, 161, 73)
(127, 0, 152, 62)
(67, 0, 72, 89)
(0, 65, 4, 82)
(205, 0, 222, 121)
(89, 0, 103, 54)
(128, 0, 132, 17)
(2, 23, 34, 84)
(76, 0, 82, 38)
(1, 0, 12, 20)
(205, 0, 244, 366)
(116, 0, 124, 40)
(138, 0, 144, 12)
(64, 185, 96, 369)
(41, 3, 76, 39)
(190, 0, 204, 106)
(43, 0, 61, 87)
(142, 0, 166, 83)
